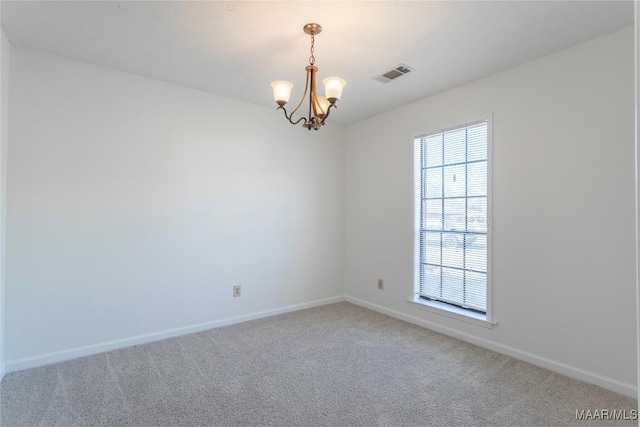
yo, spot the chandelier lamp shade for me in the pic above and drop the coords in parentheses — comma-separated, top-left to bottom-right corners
(270, 23, 346, 131)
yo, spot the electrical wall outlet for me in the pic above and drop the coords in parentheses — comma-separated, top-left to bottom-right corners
(233, 285, 241, 297)
(377, 279, 384, 290)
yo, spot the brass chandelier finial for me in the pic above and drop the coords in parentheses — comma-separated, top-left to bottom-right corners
(270, 23, 346, 131)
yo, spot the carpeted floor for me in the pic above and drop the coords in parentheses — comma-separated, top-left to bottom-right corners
(1, 302, 637, 426)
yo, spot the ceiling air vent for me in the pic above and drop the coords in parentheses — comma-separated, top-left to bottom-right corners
(373, 64, 414, 84)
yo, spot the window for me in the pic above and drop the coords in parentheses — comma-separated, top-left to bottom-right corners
(413, 118, 491, 322)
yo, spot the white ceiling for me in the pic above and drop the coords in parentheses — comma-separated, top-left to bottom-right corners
(1, 1, 634, 125)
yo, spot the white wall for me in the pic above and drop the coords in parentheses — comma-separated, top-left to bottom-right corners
(0, 25, 10, 379)
(345, 27, 637, 396)
(5, 47, 345, 366)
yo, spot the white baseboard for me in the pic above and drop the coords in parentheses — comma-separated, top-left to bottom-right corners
(345, 296, 638, 399)
(6, 294, 635, 399)
(4, 295, 345, 375)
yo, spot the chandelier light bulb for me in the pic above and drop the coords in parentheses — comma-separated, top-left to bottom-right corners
(271, 81, 294, 106)
(316, 96, 330, 118)
(323, 77, 346, 103)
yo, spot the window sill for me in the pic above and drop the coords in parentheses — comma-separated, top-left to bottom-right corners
(407, 296, 495, 329)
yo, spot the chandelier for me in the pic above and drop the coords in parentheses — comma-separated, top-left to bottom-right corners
(270, 23, 346, 131)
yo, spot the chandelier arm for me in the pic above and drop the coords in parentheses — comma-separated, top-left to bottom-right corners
(287, 67, 312, 123)
(276, 106, 309, 126)
(310, 68, 320, 120)
(308, 65, 324, 130)
(308, 94, 315, 128)
(319, 103, 337, 126)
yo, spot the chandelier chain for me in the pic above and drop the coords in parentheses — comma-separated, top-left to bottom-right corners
(309, 33, 315, 65)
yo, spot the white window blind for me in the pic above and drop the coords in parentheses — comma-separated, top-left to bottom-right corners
(416, 121, 488, 314)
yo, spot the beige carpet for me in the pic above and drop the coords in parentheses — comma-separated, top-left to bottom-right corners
(1, 302, 637, 426)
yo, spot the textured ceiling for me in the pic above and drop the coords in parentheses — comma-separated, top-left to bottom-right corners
(1, 1, 634, 125)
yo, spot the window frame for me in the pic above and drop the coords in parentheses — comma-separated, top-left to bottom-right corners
(410, 113, 494, 328)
